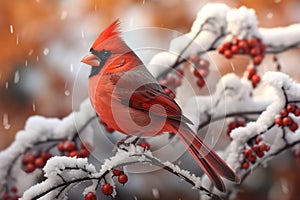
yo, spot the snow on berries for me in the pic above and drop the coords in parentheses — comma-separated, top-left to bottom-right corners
(226, 119, 246, 139)
(274, 104, 299, 132)
(218, 36, 266, 88)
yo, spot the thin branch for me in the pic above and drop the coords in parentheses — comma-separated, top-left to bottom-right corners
(197, 110, 263, 131)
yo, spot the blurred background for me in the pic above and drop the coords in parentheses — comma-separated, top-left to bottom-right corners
(1, 0, 300, 199)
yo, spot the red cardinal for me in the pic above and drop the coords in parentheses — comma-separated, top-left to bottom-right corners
(81, 20, 239, 192)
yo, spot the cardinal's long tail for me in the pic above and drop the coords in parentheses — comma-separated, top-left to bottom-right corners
(173, 122, 239, 192)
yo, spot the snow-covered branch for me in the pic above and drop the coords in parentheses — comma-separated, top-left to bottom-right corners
(1, 2, 300, 200)
(22, 145, 219, 200)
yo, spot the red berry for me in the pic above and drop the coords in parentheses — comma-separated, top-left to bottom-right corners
(281, 109, 289, 117)
(256, 151, 264, 158)
(247, 154, 257, 163)
(294, 108, 300, 116)
(68, 151, 79, 157)
(247, 67, 256, 78)
(57, 141, 65, 152)
(80, 149, 90, 157)
(25, 163, 36, 173)
(118, 174, 128, 184)
(231, 45, 239, 54)
(224, 50, 232, 59)
(2, 193, 9, 200)
(282, 117, 293, 126)
(253, 55, 263, 65)
(101, 184, 113, 195)
(168, 92, 176, 99)
(237, 121, 246, 127)
(242, 162, 249, 169)
(85, 192, 97, 200)
(243, 149, 252, 157)
(64, 141, 76, 152)
(255, 137, 262, 144)
(287, 104, 296, 113)
(289, 122, 298, 132)
(176, 69, 184, 76)
(139, 142, 150, 149)
(198, 59, 210, 69)
(251, 74, 260, 85)
(199, 69, 209, 77)
(247, 38, 257, 47)
(274, 117, 283, 126)
(252, 145, 259, 152)
(35, 157, 46, 168)
(189, 54, 199, 63)
(260, 144, 270, 152)
(26, 154, 36, 164)
(217, 45, 225, 54)
(223, 42, 232, 49)
(164, 88, 170, 94)
(196, 79, 205, 87)
(244, 47, 250, 54)
(113, 168, 123, 176)
(193, 69, 202, 78)
(238, 40, 247, 49)
(40, 152, 52, 161)
(228, 122, 237, 130)
(11, 186, 18, 193)
(250, 47, 260, 56)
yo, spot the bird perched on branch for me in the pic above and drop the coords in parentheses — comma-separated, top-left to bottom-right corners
(81, 20, 239, 192)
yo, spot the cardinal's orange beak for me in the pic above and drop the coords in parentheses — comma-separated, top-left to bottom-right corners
(81, 53, 101, 66)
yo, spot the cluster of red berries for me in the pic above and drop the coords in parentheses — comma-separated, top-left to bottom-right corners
(57, 140, 91, 158)
(112, 168, 128, 184)
(217, 37, 266, 66)
(189, 54, 210, 88)
(226, 120, 246, 138)
(99, 169, 129, 196)
(21, 152, 52, 173)
(241, 137, 270, 169)
(246, 67, 260, 88)
(100, 120, 115, 133)
(159, 68, 183, 99)
(274, 104, 300, 132)
(2, 187, 19, 200)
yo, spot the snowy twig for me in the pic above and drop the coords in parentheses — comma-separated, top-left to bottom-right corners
(22, 145, 220, 199)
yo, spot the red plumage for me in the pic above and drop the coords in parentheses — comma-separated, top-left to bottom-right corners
(81, 20, 239, 192)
